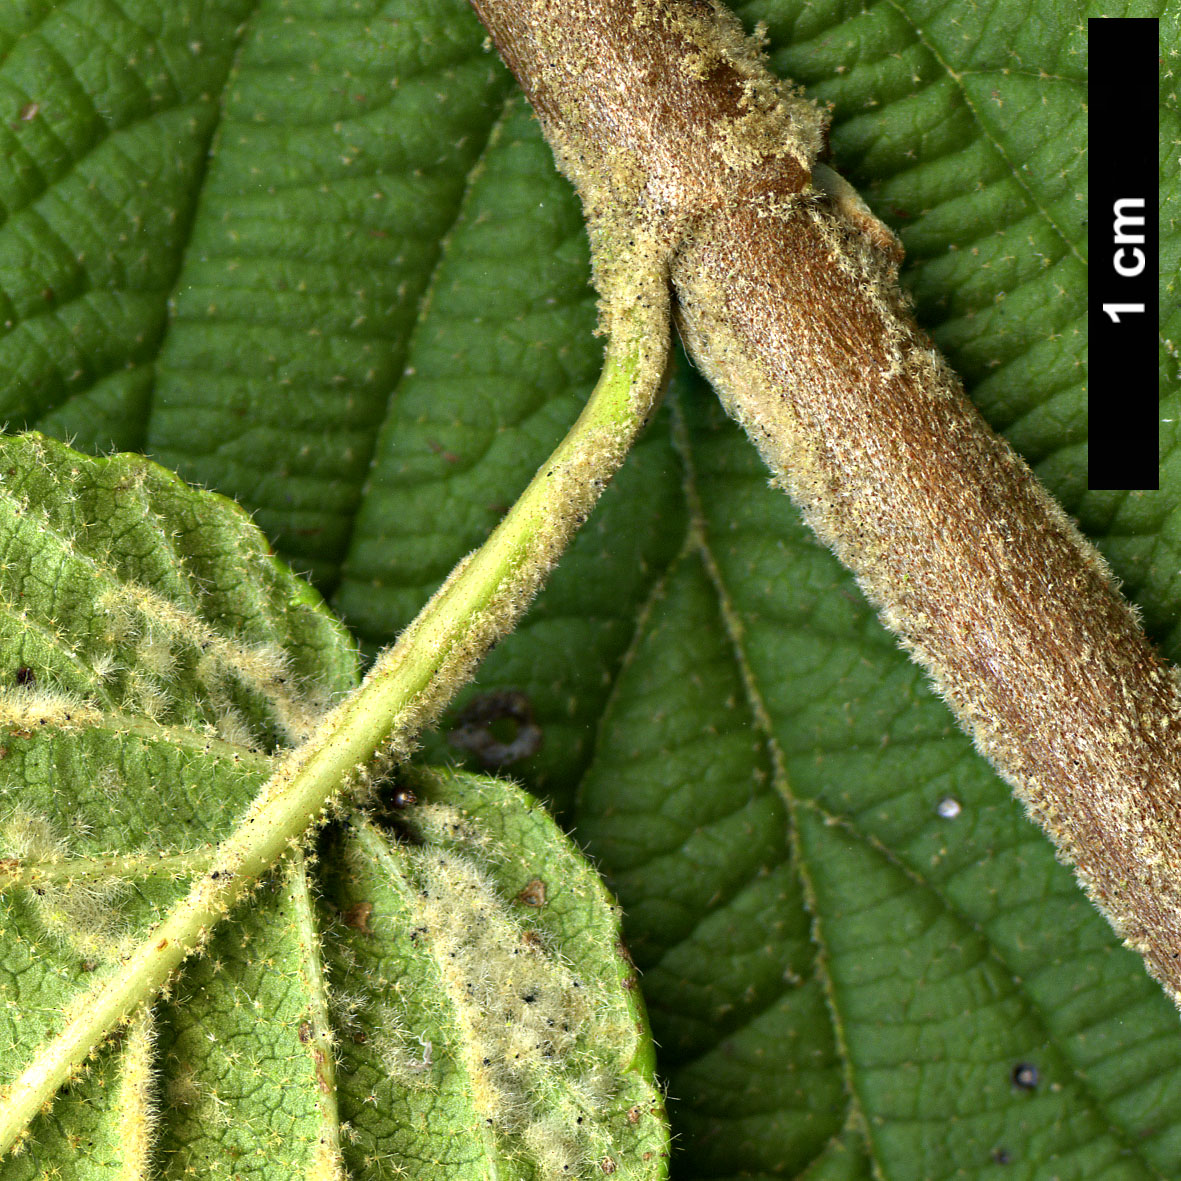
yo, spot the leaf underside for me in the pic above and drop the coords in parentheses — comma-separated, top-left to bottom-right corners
(0, 435, 663, 1179)
(1, 0, 1179, 1179)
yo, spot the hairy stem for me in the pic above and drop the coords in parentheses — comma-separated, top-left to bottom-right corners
(0, 284, 668, 1153)
(0, 848, 215, 888)
(472, 0, 1181, 1006)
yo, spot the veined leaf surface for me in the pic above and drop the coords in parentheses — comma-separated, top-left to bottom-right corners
(1, 0, 1179, 1177)
(0, 436, 664, 1179)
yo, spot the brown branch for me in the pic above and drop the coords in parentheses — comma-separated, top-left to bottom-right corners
(472, 0, 1181, 1005)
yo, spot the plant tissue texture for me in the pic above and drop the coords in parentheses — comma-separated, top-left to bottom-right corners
(0, 434, 664, 1180)
(2, 0, 1181, 1178)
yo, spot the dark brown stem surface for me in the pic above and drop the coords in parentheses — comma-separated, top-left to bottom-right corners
(472, 0, 1181, 1006)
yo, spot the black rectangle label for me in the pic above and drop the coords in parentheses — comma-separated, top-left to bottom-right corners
(1088, 17, 1159, 491)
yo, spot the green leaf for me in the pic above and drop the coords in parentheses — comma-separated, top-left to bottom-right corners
(1, 0, 1178, 1178)
(316, 765, 665, 1181)
(0, 433, 664, 1177)
(0, 430, 352, 1168)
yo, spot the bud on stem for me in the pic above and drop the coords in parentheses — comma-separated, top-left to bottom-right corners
(472, 0, 1181, 1004)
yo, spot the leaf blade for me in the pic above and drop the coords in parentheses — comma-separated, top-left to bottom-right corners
(146, 0, 513, 589)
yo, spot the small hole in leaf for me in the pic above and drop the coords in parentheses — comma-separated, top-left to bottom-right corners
(488, 715, 518, 744)
(1011, 1062, 1038, 1090)
(14, 667, 35, 688)
(448, 689, 542, 768)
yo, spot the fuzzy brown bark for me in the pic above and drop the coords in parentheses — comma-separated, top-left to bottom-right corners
(471, 0, 1181, 1005)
